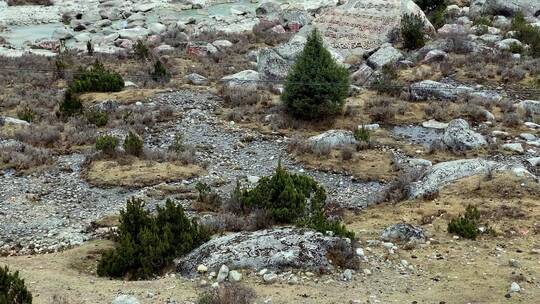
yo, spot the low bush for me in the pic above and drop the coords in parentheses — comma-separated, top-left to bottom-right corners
(473, 16, 492, 27)
(85, 109, 108, 127)
(150, 60, 170, 83)
(401, 13, 425, 50)
(447, 205, 482, 239)
(134, 40, 150, 60)
(233, 163, 354, 238)
(123, 131, 143, 157)
(97, 198, 209, 279)
(15, 124, 61, 147)
(58, 90, 84, 117)
(511, 12, 540, 58)
(0, 143, 52, 170)
(69, 61, 124, 93)
(194, 182, 222, 212)
(16, 106, 36, 123)
(354, 125, 370, 143)
(365, 97, 397, 123)
(0, 265, 32, 304)
(197, 283, 255, 304)
(95, 135, 119, 155)
(372, 64, 402, 96)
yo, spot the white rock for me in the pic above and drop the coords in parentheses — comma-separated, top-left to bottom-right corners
(342, 269, 353, 281)
(112, 295, 140, 304)
(502, 143, 524, 153)
(510, 282, 521, 293)
(228, 270, 242, 282)
(422, 119, 448, 129)
(367, 44, 403, 70)
(263, 273, 278, 284)
(197, 264, 208, 273)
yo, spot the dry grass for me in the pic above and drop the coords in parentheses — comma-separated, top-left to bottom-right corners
(84, 158, 204, 187)
(78, 89, 164, 105)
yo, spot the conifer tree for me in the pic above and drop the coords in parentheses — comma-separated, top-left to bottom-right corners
(281, 29, 350, 120)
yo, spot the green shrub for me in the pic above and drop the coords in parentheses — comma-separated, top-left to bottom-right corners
(414, 0, 447, 29)
(447, 205, 481, 239)
(169, 133, 186, 153)
(473, 16, 493, 26)
(508, 42, 524, 54)
(282, 29, 350, 120)
(17, 106, 35, 123)
(372, 64, 401, 96)
(123, 131, 143, 157)
(85, 109, 108, 127)
(236, 163, 354, 238)
(58, 90, 83, 117)
(413, 0, 445, 12)
(0, 266, 32, 304)
(134, 40, 150, 60)
(511, 12, 540, 58)
(69, 61, 124, 93)
(150, 60, 170, 83)
(95, 135, 119, 155)
(97, 198, 209, 279)
(194, 182, 222, 211)
(354, 125, 370, 142)
(401, 13, 426, 50)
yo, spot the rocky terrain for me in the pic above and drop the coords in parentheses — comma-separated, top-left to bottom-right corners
(1, 0, 540, 303)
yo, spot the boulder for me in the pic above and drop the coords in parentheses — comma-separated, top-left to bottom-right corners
(470, 0, 540, 17)
(52, 27, 73, 40)
(216, 264, 229, 282)
(502, 143, 524, 153)
(442, 119, 487, 150)
(300, 0, 339, 12)
(118, 27, 150, 41)
(257, 48, 290, 81)
(221, 70, 260, 92)
(2, 117, 30, 126)
(380, 223, 427, 243)
(212, 39, 233, 50)
(351, 63, 377, 86)
(133, 3, 155, 13)
(176, 228, 356, 275)
(408, 158, 499, 198)
(496, 38, 523, 51)
(423, 49, 448, 63)
(410, 80, 474, 101)
(112, 295, 140, 304)
(185, 73, 208, 86)
(366, 44, 403, 70)
(148, 23, 167, 35)
(518, 100, 540, 115)
(422, 119, 448, 129)
(307, 130, 357, 151)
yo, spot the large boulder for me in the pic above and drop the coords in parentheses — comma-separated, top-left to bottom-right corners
(117, 27, 150, 41)
(366, 44, 403, 70)
(380, 223, 427, 243)
(312, 0, 433, 58)
(257, 48, 291, 81)
(408, 159, 498, 198)
(176, 228, 356, 275)
(470, 0, 540, 18)
(221, 70, 260, 91)
(442, 119, 487, 151)
(307, 130, 357, 151)
(410, 80, 474, 101)
(518, 100, 540, 116)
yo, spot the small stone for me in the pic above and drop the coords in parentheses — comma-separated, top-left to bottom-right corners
(259, 268, 268, 276)
(355, 247, 365, 257)
(363, 268, 372, 275)
(228, 270, 242, 282)
(217, 264, 229, 282)
(342, 269, 353, 281)
(211, 282, 219, 289)
(263, 273, 278, 284)
(509, 259, 520, 268)
(197, 264, 208, 273)
(510, 282, 521, 293)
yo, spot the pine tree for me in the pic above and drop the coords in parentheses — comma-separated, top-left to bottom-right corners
(281, 29, 350, 120)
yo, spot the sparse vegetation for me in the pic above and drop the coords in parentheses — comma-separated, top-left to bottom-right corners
(511, 12, 540, 58)
(58, 90, 84, 118)
(85, 109, 108, 127)
(133, 40, 150, 60)
(0, 266, 32, 304)
(95, 135, 119, 155)
(150, 60, 170, 83)
(16, 106, 35, 123)
(123, 131, 143, 157)
(447, 205, 481, 240)
(282, 29, 350, 120)
(197, 283, 255, 304)
(354, 125, 370, 143)
(97, 198, 209, 279)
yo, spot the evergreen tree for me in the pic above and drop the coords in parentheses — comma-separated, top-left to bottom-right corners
(281, 29, 350, 120)
(0, 266, 32, 304)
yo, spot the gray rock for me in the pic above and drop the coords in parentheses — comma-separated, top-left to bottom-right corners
(495, 38, 522, 51)
(520, 133, 536, 141)
(367, 44, 403, 70)
(502, 143, 524, 153)
(228, 270, 242, 282)
(422, 119, 448, 129)
(411, 80, 474, 101)
(216, 264, 229, 282)
(423, 49, 448, 63)
(351, 63, 377, 86)
(519, 100, 540, 115)
(443, 119, 487, 150)
(257, 48, 292, 81)
(380, 223, 427, 243)
(112, 295, 140, 304)
(438, 23, 467, 36)
(527, 157, 540, 167)
(52, 27, 73, 40)
(470, 0, 540, 17)
(176, 228, 356, 275)
(133, 3, 155, 13)
(221, 70, 260, 97)
(342, 269, 353, 281)
(263, 272, 278, 284)
(2, 116, 30, 126)
(148, 23, 167, 35)
(212, 39, 233, 50)
(307, 130, 357, 151)
(118, 27, 149, 41)
(408, 158, 498, 198)
(185, 73, 208, 86)
(510, 282, 521, 293)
